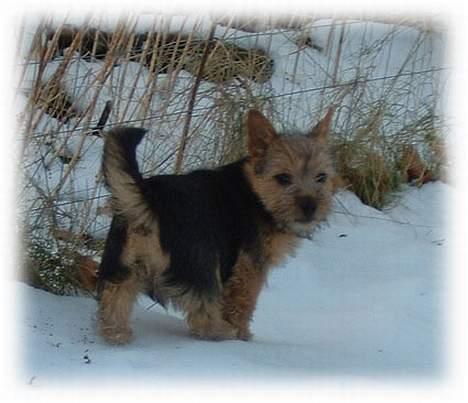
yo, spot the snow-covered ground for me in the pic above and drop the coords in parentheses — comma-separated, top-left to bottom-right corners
(19, 182, 449, 386)
(14, 16, 453, 396)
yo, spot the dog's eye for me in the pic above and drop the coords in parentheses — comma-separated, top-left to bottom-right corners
(316, 172, 328, 183)
(274, 173, 293, 186)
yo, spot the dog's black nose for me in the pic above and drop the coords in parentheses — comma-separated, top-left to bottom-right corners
(297, 196, 317, 222)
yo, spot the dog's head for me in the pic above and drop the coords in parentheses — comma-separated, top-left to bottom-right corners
(244, 108, 335, 237)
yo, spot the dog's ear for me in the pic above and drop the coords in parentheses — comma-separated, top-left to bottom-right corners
(246, 110, 278, 158)
(309, 107, 334, 141)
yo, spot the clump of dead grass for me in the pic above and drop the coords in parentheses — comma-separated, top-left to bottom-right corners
(45, 27, 274, 84)
(334, 140, 402, 209)
(333, 108, 447, 208)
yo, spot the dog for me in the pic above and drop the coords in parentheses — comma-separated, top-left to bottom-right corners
(97, 108, 335, 344)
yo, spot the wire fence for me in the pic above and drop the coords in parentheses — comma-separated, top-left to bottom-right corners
(19, 65, 448, 141)
(17, 15, 448, 262)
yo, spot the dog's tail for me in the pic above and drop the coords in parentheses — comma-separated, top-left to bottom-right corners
(102, 127, 152, 224)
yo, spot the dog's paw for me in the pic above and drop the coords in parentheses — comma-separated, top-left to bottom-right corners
(100, 326, 133, 345)
(236, 328, 253, 341)
(190, 321, 238, 341)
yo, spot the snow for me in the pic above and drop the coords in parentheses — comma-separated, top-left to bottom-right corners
(19, 182, 449, 386)
(14, 16, 452, 395)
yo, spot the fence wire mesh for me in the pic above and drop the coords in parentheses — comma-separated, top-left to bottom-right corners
(16, 15, 448, 290)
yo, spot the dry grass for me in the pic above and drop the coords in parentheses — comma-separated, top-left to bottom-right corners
(333, 108, 447, 208)
(33, 79, 80, 123)
(18, 16, 447, 293)
(334, 140, 401, 208)
(43, 27, 274, 84)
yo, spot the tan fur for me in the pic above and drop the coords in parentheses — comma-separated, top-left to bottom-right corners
(242, 132, 334, 237)
(218, 110, 334, 340)
(219, 110, 335, 341)
(184, 297, 238, 340)
(103, 133, 153, 226)
(100, 222, 235, 341)
(221, 228, 300, 340)
(98, 275, 140, 344)
(98, 108, 335, 344)
(266, 231, 300, 267)
(121, 223, 170, 280)
(99, 222, 171, 343)
(222, 252, 268, 340)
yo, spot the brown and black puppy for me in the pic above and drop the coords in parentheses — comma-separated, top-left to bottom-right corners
(97, 108, 335, 344)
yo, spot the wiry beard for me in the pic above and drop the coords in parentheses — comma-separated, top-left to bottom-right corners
(291, 222, 316, 240)
(288, 218, 329, 240)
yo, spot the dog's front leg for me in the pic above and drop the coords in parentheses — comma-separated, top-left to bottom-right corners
(222, 254, 267, 341)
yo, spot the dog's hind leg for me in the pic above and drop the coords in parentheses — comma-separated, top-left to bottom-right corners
(98, 276, 139, 345)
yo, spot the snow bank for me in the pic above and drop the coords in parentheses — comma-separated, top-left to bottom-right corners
(19, 182, 449, 386)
